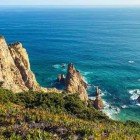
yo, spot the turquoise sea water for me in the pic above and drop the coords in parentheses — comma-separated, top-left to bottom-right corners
(0, 7, 140, 122)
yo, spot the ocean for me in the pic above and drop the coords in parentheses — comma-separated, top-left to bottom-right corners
(0, 7, 140, 122)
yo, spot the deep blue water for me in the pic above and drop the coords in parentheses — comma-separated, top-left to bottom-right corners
(0, 7, 140, 122)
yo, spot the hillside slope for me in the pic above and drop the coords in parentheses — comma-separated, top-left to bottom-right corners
(0, 88, 139, 140)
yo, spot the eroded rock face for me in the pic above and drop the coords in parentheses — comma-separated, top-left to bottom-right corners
(65, 63, 88, 101)
(0, 36, 47, 93)
(93, 87, 104, 110)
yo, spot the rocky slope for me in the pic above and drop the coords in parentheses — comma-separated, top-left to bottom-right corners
(0, 36, 47, 93)
(65, 63, 88, 101)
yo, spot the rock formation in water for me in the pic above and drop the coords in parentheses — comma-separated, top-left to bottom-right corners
(65, 63, 88, 101)
(93, 86, 104, 110)
(57, 74, 65, 84)
(0, 35, 47, 93)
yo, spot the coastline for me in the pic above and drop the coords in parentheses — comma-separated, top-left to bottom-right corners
(0, 7, 140, 122)
(51, 63, 140, 122)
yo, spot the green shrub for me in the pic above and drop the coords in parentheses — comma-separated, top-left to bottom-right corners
(13, 91, 108, 121)
(0, 88, 15, 104)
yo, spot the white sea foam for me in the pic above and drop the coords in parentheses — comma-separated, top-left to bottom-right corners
(83, 76, 88, 84)
(81, 71, 93, 83)
(99, 90, 105, 97)
(52, 64, 61, 69)
(82, 71, 93, 76)
(136, 103, 140, 106)
(102, 100, 120, 119)
(128, 89, 140, 101)
(121, 105, 128, 109)
(101, 90, 109, 97)
(128, 60, 135, 64)
(52, 63, 67, 69)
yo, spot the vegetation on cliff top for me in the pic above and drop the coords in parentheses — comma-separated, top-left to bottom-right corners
(0, 88, 140, 140)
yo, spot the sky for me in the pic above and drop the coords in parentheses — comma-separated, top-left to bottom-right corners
(0, 0, 140, 6)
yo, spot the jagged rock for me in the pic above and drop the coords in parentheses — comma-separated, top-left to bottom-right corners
(137, 96, 140, 103)
(0, 36, 47, 93)
(65, 63, 88, 101)
(93, 87, 104, 110)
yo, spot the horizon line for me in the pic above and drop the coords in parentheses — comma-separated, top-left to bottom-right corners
(0, 5, 140, 7)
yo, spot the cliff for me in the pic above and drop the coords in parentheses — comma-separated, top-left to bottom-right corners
(65, 63, 88, 101)
(0, 36, 47, 93)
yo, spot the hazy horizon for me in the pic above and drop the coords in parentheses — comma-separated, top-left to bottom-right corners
(0, 0, 140, 6)
(0, 5, 140, 8)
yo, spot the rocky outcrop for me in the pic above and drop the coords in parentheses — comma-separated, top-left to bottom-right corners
(65, 63, 88, 101)
(93, 87, 104, 110)
(0, 36, 47, 93)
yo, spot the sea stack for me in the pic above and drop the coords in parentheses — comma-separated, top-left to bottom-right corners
(93, 87, 104, 110)
(65, 63, 88, 101)
(0, 35, 47, 93)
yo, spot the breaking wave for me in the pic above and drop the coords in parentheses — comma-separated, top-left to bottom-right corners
(128, 89, 140, 101)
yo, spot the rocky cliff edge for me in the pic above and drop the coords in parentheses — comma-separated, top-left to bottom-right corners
(0, 36, 47, 93)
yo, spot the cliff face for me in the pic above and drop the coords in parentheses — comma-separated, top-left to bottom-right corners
(0, 36, 46, 93)
(65, 63, 88, 101)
